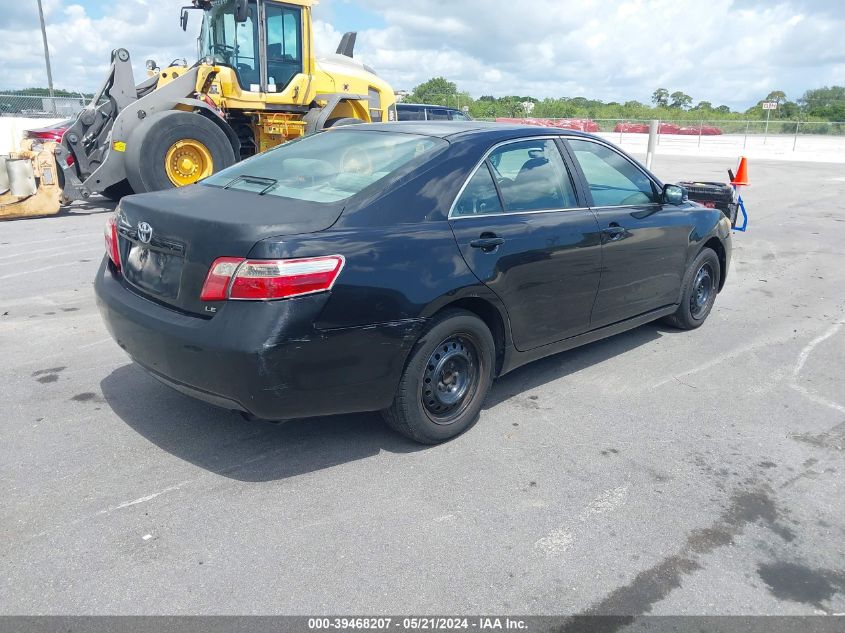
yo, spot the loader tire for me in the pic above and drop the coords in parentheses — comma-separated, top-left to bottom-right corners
(325, 117, 363, 128)
(125, 110, 236, 194)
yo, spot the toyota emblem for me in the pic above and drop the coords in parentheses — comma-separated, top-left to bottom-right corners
(137, 221, 153, 244)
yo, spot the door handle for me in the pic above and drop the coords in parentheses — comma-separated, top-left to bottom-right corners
(602, 224, 626, 241)
(470, 235, 505, 252)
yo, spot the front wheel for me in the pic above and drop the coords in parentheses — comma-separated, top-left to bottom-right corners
(664, 247, 721, 330)
(382, 309, 495, 444)
(125, 110, 236, 194)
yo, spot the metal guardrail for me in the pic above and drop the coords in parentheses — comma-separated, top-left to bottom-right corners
(0, 94, 88, 118)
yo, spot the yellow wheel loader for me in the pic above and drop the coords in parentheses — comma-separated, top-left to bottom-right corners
(0, 0, 396, 220)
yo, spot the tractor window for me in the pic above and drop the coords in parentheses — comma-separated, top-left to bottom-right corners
(200, 0, 261, 91)
(265, 4, 303, 91)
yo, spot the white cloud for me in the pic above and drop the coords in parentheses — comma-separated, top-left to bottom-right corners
(1, 1, 201, 94)
(1, 0, 843, 109)
(348, 0, 845, 108)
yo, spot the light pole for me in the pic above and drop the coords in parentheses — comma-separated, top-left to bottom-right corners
(36, 0, 55, 99)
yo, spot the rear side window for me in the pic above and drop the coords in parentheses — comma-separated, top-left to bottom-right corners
(453, 165, 502, 216)
(428, 108, 450, 121)
(568, 139, 656, 206)
(397, 106, 424, 121)
(202, 130, 446, 202)
(488, 139, 578, 211)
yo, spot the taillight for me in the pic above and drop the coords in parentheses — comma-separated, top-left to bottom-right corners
(200, 255, 345, 302)
(104, 215, 121, 270)
(199, 257, 243, 301)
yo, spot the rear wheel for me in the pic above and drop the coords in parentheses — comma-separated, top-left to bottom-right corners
(382, 309, 495, 444)
(664, 247, 721, 330)
(125, 111, 235, 194)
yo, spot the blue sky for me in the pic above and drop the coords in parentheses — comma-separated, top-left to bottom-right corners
(72, 0, 385, 29)
(3, 0, 843, 110)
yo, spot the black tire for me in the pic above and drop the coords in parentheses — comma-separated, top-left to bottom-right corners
(664, 247, 721, 330)
(324, 117, 363, 128)
(382, 309, 495, 444)
(100, 179, 133, 201)
(125, 110, 236, 194)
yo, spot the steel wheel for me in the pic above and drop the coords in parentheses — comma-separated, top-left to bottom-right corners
(165, 138, 214, 187)
(689, 262, 715, 319)
(421, 334, 480, 425)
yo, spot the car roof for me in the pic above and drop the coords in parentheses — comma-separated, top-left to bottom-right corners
(356, 120, 598, 141)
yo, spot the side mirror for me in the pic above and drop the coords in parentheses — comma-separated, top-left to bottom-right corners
(180, 8, 189, 31)
(663, 184, 686, 205)
(234, 0, 249, 23)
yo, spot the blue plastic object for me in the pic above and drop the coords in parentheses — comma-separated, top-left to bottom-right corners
(733, 188, 748, 232)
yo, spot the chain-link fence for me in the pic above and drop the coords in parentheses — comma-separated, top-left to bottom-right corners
(593, 118, 845, 138)
(471, 116, 845, 154)
(0, 94, 89, 118)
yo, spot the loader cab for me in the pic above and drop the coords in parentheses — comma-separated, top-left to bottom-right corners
(198, 0, 305, 94)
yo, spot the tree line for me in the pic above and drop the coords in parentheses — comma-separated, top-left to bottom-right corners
(405, 77, 845, 122)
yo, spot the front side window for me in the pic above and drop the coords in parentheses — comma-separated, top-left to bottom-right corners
(488, 139, 578, 212)
(265, 4, 302, 90)
(428, 108, 450, 121)
(453, 165, 502, 216)
(202, 130, 446, 203)
(199, 0, 260, 91)
(568, 139, 656, 207)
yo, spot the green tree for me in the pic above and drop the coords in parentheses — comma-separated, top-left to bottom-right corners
(499, 96, 526, 117)
(651, 88, 669, 107)
(799, 86, 845, 120)
(7, 87, 92, 98)
(669, 91, 693, 109)
(408, 77, 458, 105)
(779, 101, 800, 118)
(764, 90, 787, 104)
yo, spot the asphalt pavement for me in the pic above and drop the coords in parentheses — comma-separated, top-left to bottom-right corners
(1, 155, 843, 616)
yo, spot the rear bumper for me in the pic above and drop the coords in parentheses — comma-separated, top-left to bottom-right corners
(95, 260, 424, 420)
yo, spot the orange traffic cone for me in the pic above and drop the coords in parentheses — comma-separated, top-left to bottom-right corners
(731, 157, 749, 186)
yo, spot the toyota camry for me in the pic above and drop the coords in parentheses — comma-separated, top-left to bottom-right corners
(96, 122, 732, 444)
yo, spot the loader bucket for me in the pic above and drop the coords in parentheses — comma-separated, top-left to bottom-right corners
(0, 141, 63, 221)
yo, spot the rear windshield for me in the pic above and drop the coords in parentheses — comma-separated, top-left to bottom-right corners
(202, 129, 446, 202)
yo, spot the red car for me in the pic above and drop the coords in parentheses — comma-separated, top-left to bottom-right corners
(22, 119, 70, 144)
(21, 119, 132, 199)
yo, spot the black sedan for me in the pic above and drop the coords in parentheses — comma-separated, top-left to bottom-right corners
(96, 122, 732, 444)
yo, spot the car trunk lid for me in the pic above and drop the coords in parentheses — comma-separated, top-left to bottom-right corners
(115, 184, 344, 315)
